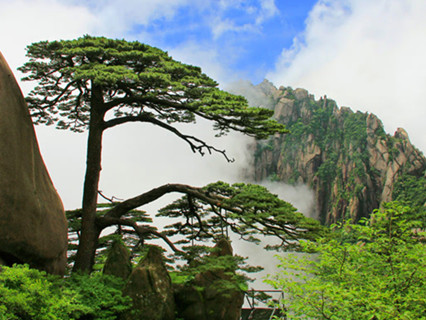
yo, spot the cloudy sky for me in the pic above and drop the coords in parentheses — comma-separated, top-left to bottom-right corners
(1, 0, 425, 212)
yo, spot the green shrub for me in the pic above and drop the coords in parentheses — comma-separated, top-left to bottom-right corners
(65, 272, 131, 319)
(0, 265, 131, 320)
(266, 202, 426, 320)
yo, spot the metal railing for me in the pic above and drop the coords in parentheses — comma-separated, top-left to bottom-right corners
(241, 289, 286, 320)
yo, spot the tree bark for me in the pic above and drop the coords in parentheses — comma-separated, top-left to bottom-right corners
(73, 85, 105, 273)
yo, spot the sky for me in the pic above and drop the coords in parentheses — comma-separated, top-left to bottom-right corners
(1, 0, 425, 281)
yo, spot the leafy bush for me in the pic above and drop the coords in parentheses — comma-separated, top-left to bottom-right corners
(65, 272, 132, 319)
(393, 173, 426, 228)
(266, 202, 426, 320)
(0, 265, 131, 320)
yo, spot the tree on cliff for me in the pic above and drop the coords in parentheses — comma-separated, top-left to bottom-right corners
(19, 35, 320, 273)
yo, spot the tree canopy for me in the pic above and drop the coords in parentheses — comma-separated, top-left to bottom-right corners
(66, 182, 324, 269)
(19, 35, 287, 144)
(19, 35, 299, 273)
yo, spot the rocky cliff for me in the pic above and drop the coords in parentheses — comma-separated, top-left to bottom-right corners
(248, 81, 426, 224)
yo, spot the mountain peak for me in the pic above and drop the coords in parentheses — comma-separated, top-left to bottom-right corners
(248, 83, 426, 223)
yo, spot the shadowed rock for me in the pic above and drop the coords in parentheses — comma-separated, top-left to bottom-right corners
(174, 239, 245, 320)
(121, 246, 175, 320)
(0, 51, 67, 275)
(103, 239, 132, 280)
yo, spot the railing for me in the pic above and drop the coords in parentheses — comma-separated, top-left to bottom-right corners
(241, 289, 286, 320)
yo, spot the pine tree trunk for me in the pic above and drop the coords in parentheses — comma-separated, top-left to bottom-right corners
(73, 86, 105, 273)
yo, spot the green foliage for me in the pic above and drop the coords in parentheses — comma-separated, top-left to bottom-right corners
(66, 203, 153, 270)
(159, 181, 325, 251)
(266, 202, 426, 319)
(0, 264, 84, 320)
(156, 181, 324, 296)
(316, 151, 338, 183)
(392, 172, 426, 228)
(342, 111, 368, 149)
(20, 35, 289, 272)
(19, 35, 288, 138)
(395, 173, 426, 206)
(65, 272, 132, 319)
(267, 173, 281, 182)
(0, 265, 131, 320)
(171, 244, 255, 292)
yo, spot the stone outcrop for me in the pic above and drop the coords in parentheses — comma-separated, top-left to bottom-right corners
(174, 239, 245, 320)
(0, 52, 67, 274)
(121, 246, 175, 320)
(251, 81, 426, 223)
(103, 239, 132, 280)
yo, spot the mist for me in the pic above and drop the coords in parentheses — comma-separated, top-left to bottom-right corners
(225, 79, 276, 110)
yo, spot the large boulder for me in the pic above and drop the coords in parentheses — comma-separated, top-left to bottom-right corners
(174, 239, 245, 320)
(121, 246, 175, 320)
(0, 52, 67, 275)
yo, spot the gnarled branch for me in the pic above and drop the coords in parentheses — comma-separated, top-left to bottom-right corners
(104, 183, 234, 220)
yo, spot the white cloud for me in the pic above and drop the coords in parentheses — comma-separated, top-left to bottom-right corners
(211, 17, 256, 39)
(78, 0, 192, 37)
(0, 0, 96, 76)
(268, 0, 426, 153)
(257, 0, 279, 24)
(0, 0, 196, 73)
(168, 41, 241, 86)
(210, 0, 279, 38)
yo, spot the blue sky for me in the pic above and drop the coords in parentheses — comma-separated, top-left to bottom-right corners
(123, 0, 318, 83)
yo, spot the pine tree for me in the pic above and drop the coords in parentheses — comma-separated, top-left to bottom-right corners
(19, 35, 300, 273)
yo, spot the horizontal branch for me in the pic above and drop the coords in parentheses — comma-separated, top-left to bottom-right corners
(103, 183, 233, 220)
(103, 113, 234, 162)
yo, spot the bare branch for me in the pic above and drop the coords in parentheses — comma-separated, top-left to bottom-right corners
(104, 113, 234, 161)
(98, 190, 123, 203)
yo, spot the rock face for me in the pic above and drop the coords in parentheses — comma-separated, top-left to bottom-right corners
(103, 239, 132, 280)
(251, 81, 426, 223)
(0, 52, 67, 274)
(174, 239, 245, 320)
(121, 246, 175, 320)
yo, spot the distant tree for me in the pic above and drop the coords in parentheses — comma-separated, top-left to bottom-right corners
(266, 202, 426, 320)
(19, 35, 315, 273)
